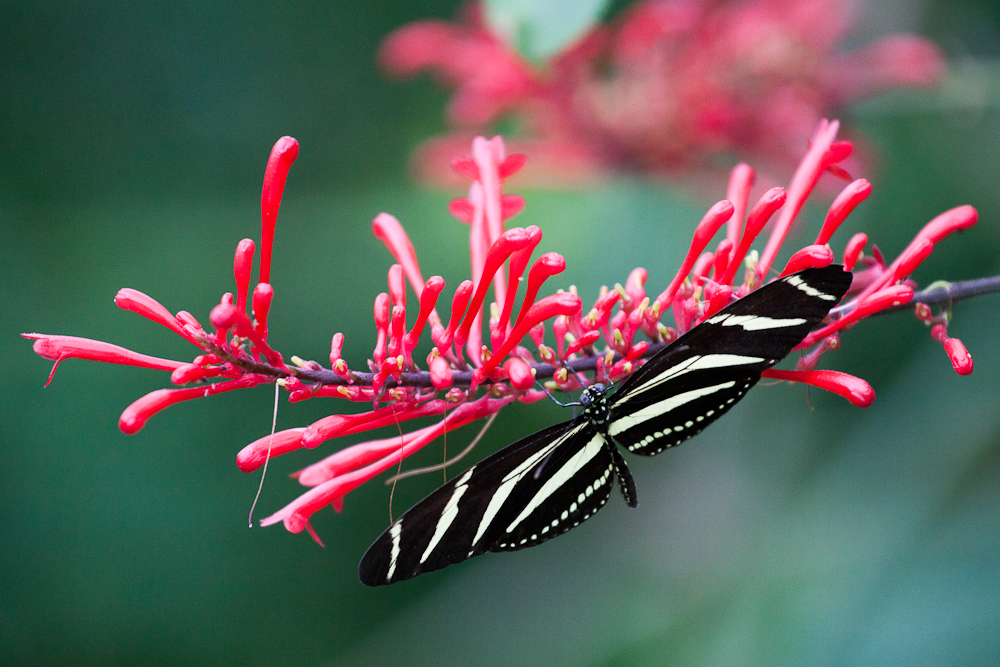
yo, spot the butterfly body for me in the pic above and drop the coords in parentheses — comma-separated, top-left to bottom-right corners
(359, 266, 852, 586)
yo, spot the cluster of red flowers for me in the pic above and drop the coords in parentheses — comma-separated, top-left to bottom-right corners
(26, 117, 975, 543)
(381, 0, 945, 185)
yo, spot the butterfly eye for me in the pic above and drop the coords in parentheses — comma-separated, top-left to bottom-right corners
(579, 391, 592, 407)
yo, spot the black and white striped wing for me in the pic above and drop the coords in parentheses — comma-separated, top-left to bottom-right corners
(359, 420, 615, 586)
(608, 266, 851, 455)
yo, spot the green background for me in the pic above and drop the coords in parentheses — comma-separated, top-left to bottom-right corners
(3, 1, 1000, 665)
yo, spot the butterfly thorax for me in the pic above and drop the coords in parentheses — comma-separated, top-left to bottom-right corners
(580, 383, 611, 428)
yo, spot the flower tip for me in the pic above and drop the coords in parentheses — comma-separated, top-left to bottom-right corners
(429, 356, 454, 390)
(844, 378, 876, 408)
(118, 403, 151, 435)
(504, 357, 534, 392)
(272, 136, 300, 162)
(944, 338, 974, 375)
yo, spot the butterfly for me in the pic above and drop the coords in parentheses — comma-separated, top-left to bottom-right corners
(359, 266, 852, 586)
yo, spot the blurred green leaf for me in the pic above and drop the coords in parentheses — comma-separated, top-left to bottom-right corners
(485, 0, 610, 62)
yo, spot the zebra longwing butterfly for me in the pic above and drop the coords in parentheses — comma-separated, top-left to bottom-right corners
(359, 266, 851, 586)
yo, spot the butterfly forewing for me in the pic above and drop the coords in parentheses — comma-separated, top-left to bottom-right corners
(358, 266, 851, 585)
(609, 266, 851, 455)
(359, 421, 613, 586)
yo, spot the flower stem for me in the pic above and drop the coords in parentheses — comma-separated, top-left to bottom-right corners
(877, 274, 1000, 316)
(235, 273, 1000, 390)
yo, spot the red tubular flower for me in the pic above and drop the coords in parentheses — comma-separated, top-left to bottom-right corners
(260, 397, 514, 539)
(329, 332, 345, 367)
(372, 293, 391, 367)
(372, 213, 427, 298)
(170, 363, 224, 385)
(761, 369, 875, 407)
(233, 239, 256, 314)
(857, 206, 977, 302)
(759, 120, 840, 277)
(28, 126, 985, 548)
(816, 179, 871, 246)
(703, 284, 733, 319)
(403, 276, 446, 358)
(943, 338, 974, 375)
(209, 302, 285, 369)
(25, 334, 185, 386)
(496, 225, 542, 344)
(114, 288, 195, 343)
(296, 426, 444, 487)
(779, 245, 834, 277)
(302, 399, 448, 451)
(236, 400, 449, 472)
(252, 283, 273, 339)
(236, 428, 307, 472)
(513, 252, 566, 330)
(120, 375, 261, 435)
(437, 279, 474, 353)
(932, 325, 974, 375)
(713, 240, 734, 283)
(259, 136, 299, 285)
(504, 356, 534, 392)
(843, 233, 868, 271)
(429, 355, 454, 389)
(652, 200, 734, 316)
(387, 264, 406, 311)
(725, 163, 755, 245)
(582, 290, 620, 332)
(552, 316, 570, 360)
(800, 284, 914, 348)
(566, 330, 601, 357)
(456, 227, 533, 345)
(474, 292, 582, 384)
(388, 307, 407, 360)
(719, 187, 786, 286)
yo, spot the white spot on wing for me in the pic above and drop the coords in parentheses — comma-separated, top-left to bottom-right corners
(712, 314, 807, 331)
(609, 381, 737, 437)
(784, 274, 836, 301)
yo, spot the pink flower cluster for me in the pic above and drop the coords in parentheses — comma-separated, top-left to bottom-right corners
(381, 0, 945, 185)
(26, 119, 976, 543)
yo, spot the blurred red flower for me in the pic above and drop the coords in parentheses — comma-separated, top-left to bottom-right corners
(381, 0, 945, 185)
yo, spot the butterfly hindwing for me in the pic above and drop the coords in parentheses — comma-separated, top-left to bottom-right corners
(359, 420, 614, 586)
(608, 266, 852, 455)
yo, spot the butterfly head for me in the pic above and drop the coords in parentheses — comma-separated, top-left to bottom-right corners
(580, 383, 611, 426)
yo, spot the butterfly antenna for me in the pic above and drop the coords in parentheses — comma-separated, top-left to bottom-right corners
(563, 362, 590, 389)
(533, 378, 581, 408)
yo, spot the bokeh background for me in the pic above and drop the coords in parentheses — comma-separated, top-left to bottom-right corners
(3, 1, 1000, 665)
